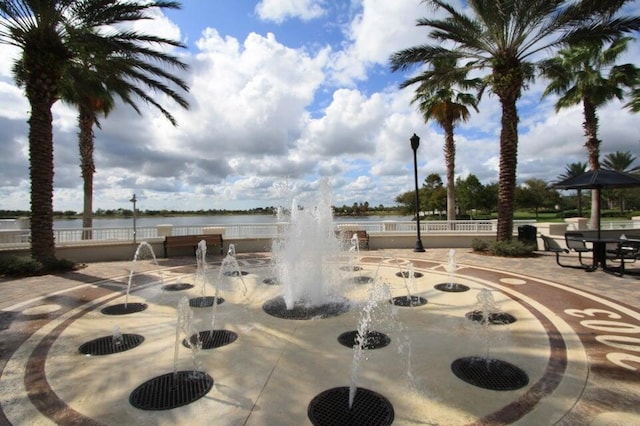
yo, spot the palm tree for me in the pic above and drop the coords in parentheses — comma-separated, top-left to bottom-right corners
(61, 21, 189, 235)
(601, 150, 639, 212)
(390, 0, 640, 242)
(399, 58, 481, 222)
(558, 162, 588, 216)
(541, 37, 640, 229)
(0, 1, 185, 264)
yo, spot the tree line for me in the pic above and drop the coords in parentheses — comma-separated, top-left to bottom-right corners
(396, 150, 640, 220)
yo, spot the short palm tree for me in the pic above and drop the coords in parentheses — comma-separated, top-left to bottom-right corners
(399, 58, 481, 222)
(0, 0, 186, 263)
(61, 20, 190, 234)
(601, 150, 639, 212)
(390, 0, 640, 241)
(557, 162, 588, 216)
(541, 36, 640, 229)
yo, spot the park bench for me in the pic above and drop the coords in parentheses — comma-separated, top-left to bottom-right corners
(336, 229, 369, 250)
(164, 234, 224, 258)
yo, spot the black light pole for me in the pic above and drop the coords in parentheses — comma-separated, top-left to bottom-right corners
(410, 133, 425, 252)
(130, 194, 137, 245)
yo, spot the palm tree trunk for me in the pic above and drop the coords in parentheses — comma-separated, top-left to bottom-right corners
(79, 107, 96, 240)
(27, 97, 56, 264)
(443, 121, 456, 223)
(496, 96, 519, 242)
(583, 99, 601, 230)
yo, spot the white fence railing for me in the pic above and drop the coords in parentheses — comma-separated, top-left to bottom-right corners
(0, 220, 545, 248)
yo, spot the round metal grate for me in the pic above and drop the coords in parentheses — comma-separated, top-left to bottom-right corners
(350, 276, 374, 285)
(389, 295, 428, 307)
(262, 277, 280, 285)
(162, 283, 194, 291)
(465, 310, 517, 325)
(183, 330, 238, 350)
(130, 370, 213, 410)
(101, 303, 148, 315)
(263, 296, 350, 320)
(451, 357, 529, 391)
(188, 296, 225, 308)
(395, 271, 424, 278)
(223, 270, 249, 277)
(434, 283, 470, 292)
(337, 331, 390, 350)
(308, 386, 394, 426)
(79, 334, 144, 356)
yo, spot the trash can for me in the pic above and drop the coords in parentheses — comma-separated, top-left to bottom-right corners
(518, 225, 538, 249)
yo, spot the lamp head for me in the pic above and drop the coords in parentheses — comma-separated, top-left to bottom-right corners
(410, 133, 420, 151)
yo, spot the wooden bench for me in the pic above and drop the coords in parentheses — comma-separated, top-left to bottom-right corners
(164, 234, 224, 257)
(336, 229, 369, 250)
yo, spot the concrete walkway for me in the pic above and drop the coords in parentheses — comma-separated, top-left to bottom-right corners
(0, 248, 639, 425)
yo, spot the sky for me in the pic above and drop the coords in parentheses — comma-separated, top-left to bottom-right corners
(1, 0, 640, 213)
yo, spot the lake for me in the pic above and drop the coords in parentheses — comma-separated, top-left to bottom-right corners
(53, 214, 413, 229)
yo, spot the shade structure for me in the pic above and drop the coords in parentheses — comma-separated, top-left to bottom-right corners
(554, 169, 640, 238)
(554, 169, 640, 190)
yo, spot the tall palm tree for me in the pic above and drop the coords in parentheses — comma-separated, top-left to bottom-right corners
(61, 21, 189, 235)
(399, 58, 481, 222)
(541, 36, 640, 229)
(557, 162, 588, 216)
(390, 0, 640, 241)
(0, 0, 185, 264)
(601, 150, 639, 212)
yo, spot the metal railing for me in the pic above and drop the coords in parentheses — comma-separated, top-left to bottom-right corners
(0, 219, 545, 249)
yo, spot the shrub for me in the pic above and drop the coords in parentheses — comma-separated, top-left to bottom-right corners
(0, 256, 43, 276)
(0, 256, 76, 277)
(488, 240, 536, 257)
(471, 238, 490, 252)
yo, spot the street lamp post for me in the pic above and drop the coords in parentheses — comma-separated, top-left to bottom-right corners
(410, 133, 425, 252)
(130, 194, 137, 245)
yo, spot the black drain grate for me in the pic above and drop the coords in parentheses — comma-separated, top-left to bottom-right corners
(389, 295, 428, 307)
(101, 303, 148, 315)
(188, 296, 225, 308)
(350, 276, 374, 284)
(340, 265, 363, 271)
(451, 357, 529, 391)
(338, 331, 390, 350)
(223, 270, 249, 276)
(262, 277, 280, 285)
(130, 370, 213, 410)
(308, 386, 394, 426)
(183, 330, 238, 349)
(79, 334, 144, 355)
(395, 271, 424, 278)
(466, 310, 517, 325)
(162, 283, 194, 291)
(263, 296, 350, 320)
(434, 283, 470, 292)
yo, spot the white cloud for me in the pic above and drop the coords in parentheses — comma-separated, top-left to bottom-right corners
(255, 0, 326, 23)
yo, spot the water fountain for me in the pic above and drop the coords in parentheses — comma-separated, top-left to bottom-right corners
(128, 297, 213, 411)
(263, 180, 351, 319)
(434, 248, 470, 292)
(37, 184, 558, 425)
(101, 241, 158, 315)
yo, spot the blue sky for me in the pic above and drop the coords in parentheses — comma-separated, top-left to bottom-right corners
(1, 0, 639, 213)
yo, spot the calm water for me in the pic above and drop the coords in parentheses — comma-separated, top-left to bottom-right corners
(53, 214, 412, 229)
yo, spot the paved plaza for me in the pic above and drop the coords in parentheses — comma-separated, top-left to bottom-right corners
(0, 248, 639, 425)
